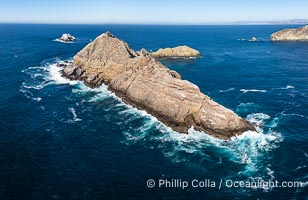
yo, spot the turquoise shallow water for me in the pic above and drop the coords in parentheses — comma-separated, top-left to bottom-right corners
(0, 24, 307, 199)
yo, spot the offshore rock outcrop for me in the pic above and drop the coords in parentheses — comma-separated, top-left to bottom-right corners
(59, 33, 76, 42)
(270, 25, 308, 41)
(62, 31, 255, 139)
(249, 37, 257, 42)
(138, 46, 201, 58)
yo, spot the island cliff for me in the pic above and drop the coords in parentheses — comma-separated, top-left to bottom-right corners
(62, 32, 255, 139)
(270, 25, 308, 41)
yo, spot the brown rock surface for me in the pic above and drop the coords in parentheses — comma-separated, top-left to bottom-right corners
(270, 25, 308, 41)
(62, 31, 255, 139)
(146, 45, 201, 58)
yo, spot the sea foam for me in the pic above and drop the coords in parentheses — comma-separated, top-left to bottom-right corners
(52, 39, 74, 43)
(240, 89, 267, 93)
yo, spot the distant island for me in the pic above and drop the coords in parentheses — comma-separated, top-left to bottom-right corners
(56, 33, 76, 43)
(234, 19, 308, 25)
(270, 25, 308, 41)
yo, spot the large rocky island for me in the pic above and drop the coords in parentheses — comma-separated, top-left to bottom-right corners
(270, 25, 308, 41)
(62, 32, 255, 139)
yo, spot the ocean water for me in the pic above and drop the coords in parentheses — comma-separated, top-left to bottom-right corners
(0, 24, 307, 199)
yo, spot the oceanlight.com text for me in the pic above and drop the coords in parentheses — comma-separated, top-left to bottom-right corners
(146, 178, 306, 190)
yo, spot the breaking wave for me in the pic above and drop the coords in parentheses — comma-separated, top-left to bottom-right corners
(240, 89, 267, 93)
(121, 108, 282, 178)
(69, 107, 82, 122)
(219, 88, 235, 93)
(280, 85, 295, 90)
(53, 39, 74, 43)
(19, 88, 42, 102)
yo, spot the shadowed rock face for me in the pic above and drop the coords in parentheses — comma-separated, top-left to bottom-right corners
(62, 31, 255, 139)
(138, 46, 201, 58)
(270, 25, 308, 41)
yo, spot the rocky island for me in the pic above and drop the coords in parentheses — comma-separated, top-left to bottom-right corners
(138, 46, 201, 58)
(270, 25, 308, 41)
(58, 33, 76, 42)
(61, 32, 255, 139)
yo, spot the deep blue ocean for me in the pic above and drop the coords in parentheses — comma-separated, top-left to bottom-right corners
(0, 24, 307, 199)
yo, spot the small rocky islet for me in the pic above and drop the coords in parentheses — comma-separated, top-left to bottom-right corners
(58, 33, 76, 42)
(138, 46, 201, 58)
(60, 31, 255, 140)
